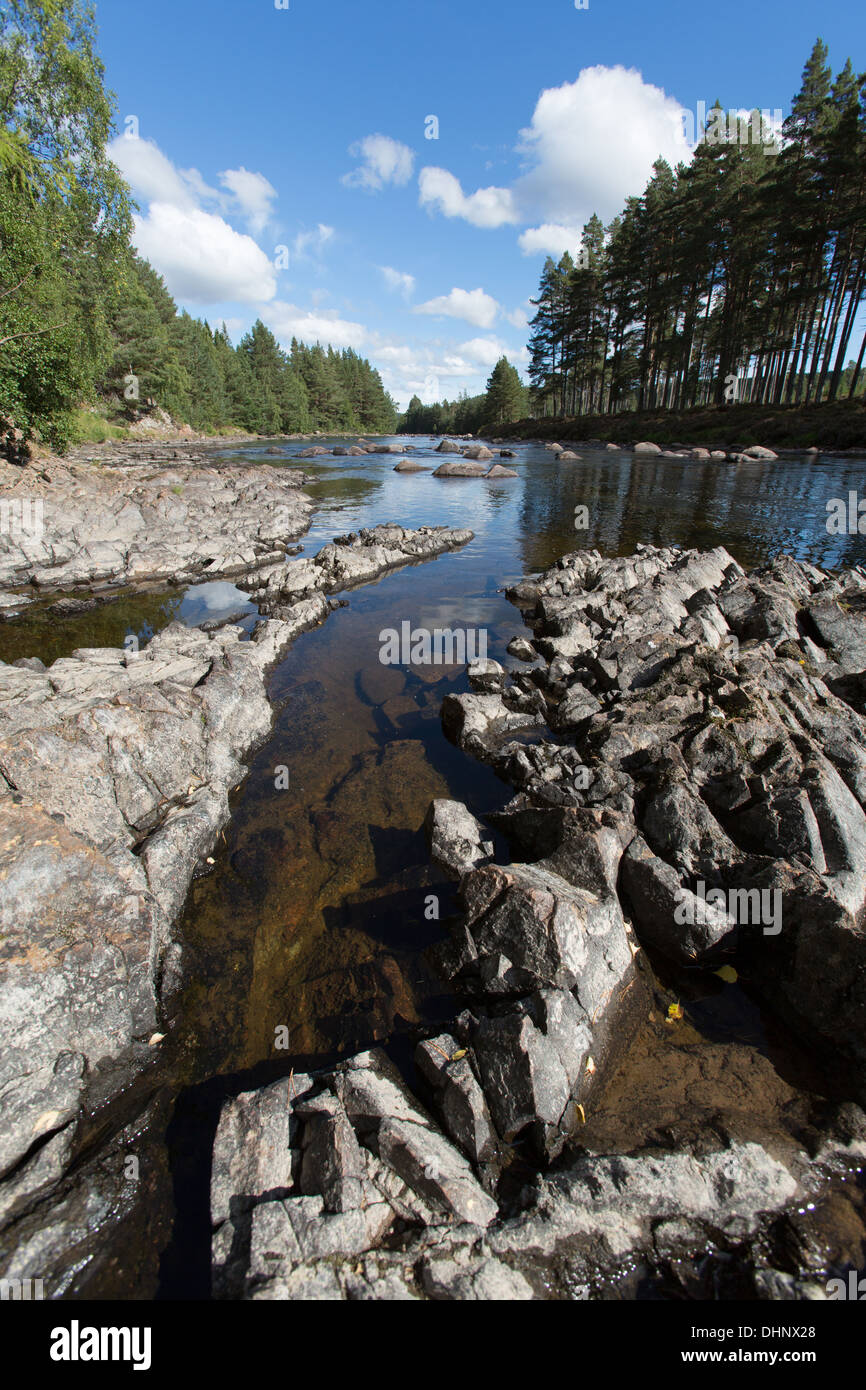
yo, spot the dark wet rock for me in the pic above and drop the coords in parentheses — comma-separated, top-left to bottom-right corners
(506, 635, 537, 663)
(415, 1034, 499, 1163)
(467, 657, 507, 693)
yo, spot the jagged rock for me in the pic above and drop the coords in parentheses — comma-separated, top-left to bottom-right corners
(467, 657, 507, 693)
(435, 439, 462, 453)
(376, 1117, 498, 1227)
(424, 799, 494, 878)
(415, 1034, 498, 1163)
(421, 1253, 533, 1300)
(298, 1092, 366, 1213)
(463, 445, 494, 461)
(240, 524, 473, 611)
(472, 991, 590, 1150)
(506, 636, 537, 662)
(489, 1140, 801, 1265)
(211, 1075, 311, 1228)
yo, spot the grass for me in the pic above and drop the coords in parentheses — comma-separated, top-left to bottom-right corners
(67, 408, 129, 445)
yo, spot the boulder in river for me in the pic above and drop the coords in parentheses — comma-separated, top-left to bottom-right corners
(432, 461, 488, 478)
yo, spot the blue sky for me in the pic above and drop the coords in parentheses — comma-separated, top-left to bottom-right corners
(96, 0, 865, 409)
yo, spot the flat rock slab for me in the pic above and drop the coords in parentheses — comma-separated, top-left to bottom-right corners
(0, 456, 314, 595)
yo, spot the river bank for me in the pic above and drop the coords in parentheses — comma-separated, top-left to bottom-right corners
(497, 398, 866, 452)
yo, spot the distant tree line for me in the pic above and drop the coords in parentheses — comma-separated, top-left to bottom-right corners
(399, 356, 527, 435)
(109, 258, 397, 436)
(527, 40, 866, 419)
(0, 0, 396, 452)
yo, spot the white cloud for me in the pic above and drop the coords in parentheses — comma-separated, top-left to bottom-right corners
(414, 287, 501, 330)
(515, 66, 692, 228)
(110, 134, 200, 209)
(380, 266, 415, 300)
(504, 302, 532, 328)
(415, 67, 693, 251)
(219, 167, 278, 233)
(264, 302, 367, 350)
(458, 337, 509, 367)
(292, 224, 335, 258)
(343, 134, 415, 191)
(518, 223, 584, 257)
(418, 167, 518, 228)
(109, 135, 278, 305)
(132, 204, 277, 304)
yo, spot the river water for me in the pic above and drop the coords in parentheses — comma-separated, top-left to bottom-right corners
(4, 435, 866, 1297)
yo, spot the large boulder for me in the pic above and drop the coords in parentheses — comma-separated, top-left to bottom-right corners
(432, 461, 488, 478)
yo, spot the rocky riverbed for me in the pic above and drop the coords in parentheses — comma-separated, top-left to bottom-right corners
(0, 452, 314, 610)
(207, 543, 866, 1301)
(0, 499, 473, 1292)
(3, 432, 866, 1300)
